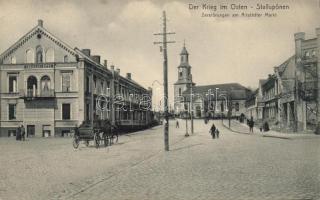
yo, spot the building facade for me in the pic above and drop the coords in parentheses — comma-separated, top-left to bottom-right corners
(0, 20, 153, 137)
(245, 27, 320, 133)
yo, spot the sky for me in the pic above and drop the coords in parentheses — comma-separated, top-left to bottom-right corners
(0, 0, 320, 109)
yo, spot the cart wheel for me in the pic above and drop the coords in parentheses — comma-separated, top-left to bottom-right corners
(73, 137, 79, 149)
(85, 140, 89, 147)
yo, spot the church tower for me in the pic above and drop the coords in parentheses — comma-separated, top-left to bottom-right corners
(174, 42, 194, 115)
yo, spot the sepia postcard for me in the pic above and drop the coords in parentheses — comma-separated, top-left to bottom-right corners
(0, 0, 319, 200)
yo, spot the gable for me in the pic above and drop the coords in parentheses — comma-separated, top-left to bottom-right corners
(0, 26, 77, 64)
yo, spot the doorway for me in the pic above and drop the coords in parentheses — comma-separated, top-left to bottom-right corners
(27, 125, 35, 137)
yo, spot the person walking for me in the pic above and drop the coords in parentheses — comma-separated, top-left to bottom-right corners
(248, 117, 254, 133)
(210, 123, 216, 139)
(215, 128, 220, 138)
(16, 126, 21, 141)
(21, 125, 26, 141)
(176, 120, 179, 128)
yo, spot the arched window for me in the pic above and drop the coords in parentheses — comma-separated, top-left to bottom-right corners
(40, 76, 51, 91)
(220, 102, 224, 112)
(26, 49, 34, 63)
(179, 88, 182, 96)
(36, 45, 43, 63)
(45, 48, 54, 62)
(64, 55, 68, 62)
(27, 76, 37, 97)
(305, 51, 310, 58)
(11, 56, 16, 64)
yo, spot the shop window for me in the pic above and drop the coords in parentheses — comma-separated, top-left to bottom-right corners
(62, 104, 71, 120)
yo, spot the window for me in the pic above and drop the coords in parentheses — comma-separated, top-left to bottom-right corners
(26, 49, 34, 63)
(8, 104, 16, 120)
(8, 130, 16, 137)
(41, 76, 50, 91)
(235, 102, 240, 112)
(179, 72, 183, 77)
(62, 104, 71, 120)
(64, 55, 68, 62)
(8, 76, 17, 93)
(11, 56, 16, 64)
(36, 46, 43, 63)
(179, 88, 182, 96)
(62, 73, 71, 92)
(305, 51, 310, 58)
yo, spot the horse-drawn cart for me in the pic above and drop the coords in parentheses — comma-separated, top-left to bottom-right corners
(73, 120, 118, 149)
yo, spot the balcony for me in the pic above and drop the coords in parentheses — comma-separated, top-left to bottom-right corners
(20, 89, 55, 99)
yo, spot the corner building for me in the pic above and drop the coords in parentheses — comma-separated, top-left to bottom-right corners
(0, 20, 153, 137)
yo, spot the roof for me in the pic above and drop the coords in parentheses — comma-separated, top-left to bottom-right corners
(180, 46, 188, 55)
(0, 23, 77, 63)
(277, 56, 295, 76)
(182, 83, 251, 100)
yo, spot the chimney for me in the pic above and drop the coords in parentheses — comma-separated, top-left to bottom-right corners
(116, 68, 120, 74)
(126, 73, 131, 80)
(110, 65, 115, 71)
(82, 49, 91, 57)
(103, 60, 108, 68)
(91, 55, 101, 64)
(38, 19, 43, 27)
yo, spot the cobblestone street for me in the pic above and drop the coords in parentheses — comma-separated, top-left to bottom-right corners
(0, 119, 319, 200)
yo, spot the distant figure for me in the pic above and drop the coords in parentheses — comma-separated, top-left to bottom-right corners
(249, 117, 254, 133)
(16, 126, 21, 141)
(263, 122, 270, 132)
(210, 123, 216, 139)
(176, 120, 179, 128)
(21, 125, 25, 141)
(215, 129, 220, 138)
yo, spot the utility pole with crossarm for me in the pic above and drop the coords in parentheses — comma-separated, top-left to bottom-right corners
(154, 11, 175, 151)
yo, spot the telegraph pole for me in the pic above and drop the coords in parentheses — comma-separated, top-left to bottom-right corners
(154, 11, 175, 151)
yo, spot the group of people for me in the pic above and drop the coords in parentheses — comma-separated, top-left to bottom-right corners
(210, 123, 220, 139)
(16, 125, 26, 141)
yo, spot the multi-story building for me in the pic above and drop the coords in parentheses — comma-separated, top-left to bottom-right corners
(245, 79, 265, 123)
(246, 27, 320, 133)
(294, 28, 320, 132)
(0, 20, 153, 137)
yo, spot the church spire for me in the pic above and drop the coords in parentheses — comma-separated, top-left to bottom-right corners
(180, 41, 189, 65)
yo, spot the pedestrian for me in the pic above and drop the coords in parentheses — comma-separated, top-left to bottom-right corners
(16, 126, 21, 141)
(176, 120, 179, 128)
(210, 123, 216, 139)
(21, 125, 25, 141)
(215, 129, 220, 138)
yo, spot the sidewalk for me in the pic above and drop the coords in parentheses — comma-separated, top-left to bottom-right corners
(222, 119, 320, 140)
